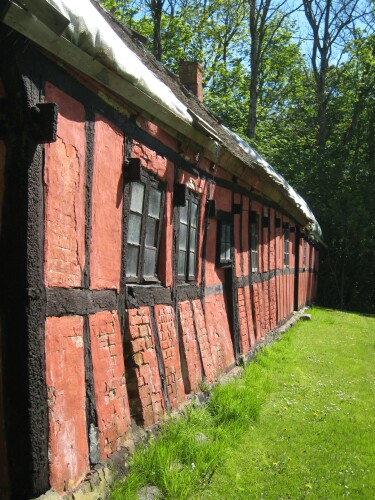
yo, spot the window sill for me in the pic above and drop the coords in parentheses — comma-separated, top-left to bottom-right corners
(142, 277, 161, 285)
(126, 277, 161, 285)
(217, 261, 232, 269)
(176, 279, 197, 286)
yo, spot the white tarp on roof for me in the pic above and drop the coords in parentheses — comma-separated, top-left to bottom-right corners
(48, 0, 193, 124)
(223, 127, 322, 239)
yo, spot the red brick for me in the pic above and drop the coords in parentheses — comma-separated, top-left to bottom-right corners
(178, 301, 203, 392)
(89, 311, 131, 459)
(126, 307, 165, 426)
(252, 283, 262, 340)
(90, 115, 123, 290)
(154, 305, 185, 409)
(204, 294, 235, 375)
(131, 141, 168, 179)
(158, 170, 174, 287)
(45, 316, 88, 493)
(234, 210, 242, 278)
(135, 117, 179, 152)
(44, 84, 86, 288)
(191, 299, 216, 383)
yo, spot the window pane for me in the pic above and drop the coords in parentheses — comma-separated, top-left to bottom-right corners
(225, 246, 231, 262)
(126, 246, 139, 277)
(220, 223, 231, 263)
(178, 250, 186, 276)
(143, 247, 156, 277)
(220, 241, 227, 262)
(179, 223, 188, 250)
(189, 227, 197, 251)
(130, 182, 145, 213)
(188, 251, 196, 278)
(180, 204, 188, 224)
(251, 223, 257, 251)
(284, 229, 289, 266)
(252, 250, 258, 271)
(225, 224, 231, 246)
(145, 217, 157, 247)
(148, 187, 161, 218)
(284, 230, 289, 251)
(127, 213, 142, 244)
(191, 201, 198, 227)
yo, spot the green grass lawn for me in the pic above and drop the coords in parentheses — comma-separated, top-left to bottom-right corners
(111, 308, 375, 499)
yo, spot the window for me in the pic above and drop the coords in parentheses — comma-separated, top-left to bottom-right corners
(284, 227, 290, 267)
(177, 194, 199, 281)
(250, 214, 259, 272)
(303, 239, 307, 269)
(218, 221, 232, 266)
(126, 177, 164, 282)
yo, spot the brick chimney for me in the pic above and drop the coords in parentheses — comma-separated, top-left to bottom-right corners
(179, 61, 204, 102)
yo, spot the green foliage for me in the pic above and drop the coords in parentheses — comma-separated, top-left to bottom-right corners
(308, 33, 375, 312)
(206, 365, 271, 436)
(99, 0, 137, 23)
(111, 408, 228, 499)
(111, 356, 272, 498)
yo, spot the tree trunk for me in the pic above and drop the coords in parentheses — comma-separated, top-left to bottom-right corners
(248, 71, 258, 140)
(151, 0, 163, 61)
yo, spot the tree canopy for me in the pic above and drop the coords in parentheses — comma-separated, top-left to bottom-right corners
(100, 0, 375, 313)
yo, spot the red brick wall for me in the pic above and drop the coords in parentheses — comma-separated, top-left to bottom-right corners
(251, 282, 261, 340)
(191, 299, 216, 383)
(127, 307, 165, 427)
(234, 197, 256, 350)
(158, 160, 174, 287)
(134, 117, 179, 152)
(238, 287, 251, 353)
(204, 294, 235, 374)
(45, 316, 88, 493)
(178, 301, 204, 393)
(43, 88, 133, 492)
(205, 218, 225, 286)
(313, 247, 319, 299)
(214, 185, 232, 211)
(154, 305, 185, 409)
(243, 285, 256, 347)
(241, 198, 250, 276)
(90, 115, 123, 291)
(132, 141, 169, 180)
(234, 193, 242, 278)
(44, 84, 86, 288)
(269, 210, 277, 329)
(89, 311, 131, 458)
